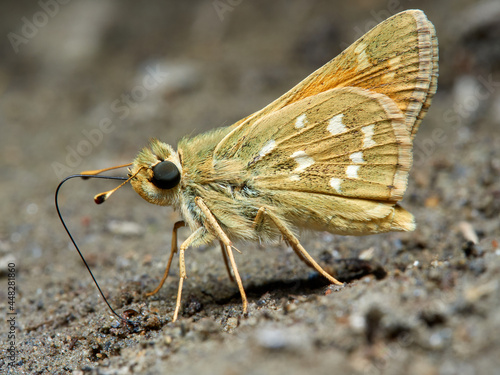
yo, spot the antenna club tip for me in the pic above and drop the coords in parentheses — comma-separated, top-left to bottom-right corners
(94, 193, 107, 204)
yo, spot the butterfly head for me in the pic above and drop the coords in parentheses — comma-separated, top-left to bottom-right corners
(129, 139, 183, 207)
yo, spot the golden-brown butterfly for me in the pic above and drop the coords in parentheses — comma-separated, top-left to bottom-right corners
(78, 9, 438, 322)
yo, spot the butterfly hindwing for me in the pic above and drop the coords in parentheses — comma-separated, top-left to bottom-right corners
(234, 87, 411, 202)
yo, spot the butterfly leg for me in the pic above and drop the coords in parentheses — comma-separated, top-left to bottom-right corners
(195, 197, 248, 315)
(146, 220, 185, 297)
(254, 207, 343, 286)
(172, 226, 205, 322)
(253, 208, 313, 267)
(220, 240, 235, 283)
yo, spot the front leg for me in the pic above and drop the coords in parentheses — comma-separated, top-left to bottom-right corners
(195, 197, 248, 316)
(172, 226, 207, 322)
(146, 220, 185, 297)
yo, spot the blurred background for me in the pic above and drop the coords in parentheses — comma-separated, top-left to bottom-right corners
(0, 1, 499, 374)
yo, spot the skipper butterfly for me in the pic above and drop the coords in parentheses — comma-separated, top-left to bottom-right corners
(68, 9, 438, 322)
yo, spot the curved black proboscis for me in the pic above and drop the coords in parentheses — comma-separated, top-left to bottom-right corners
(55, 174, 137, 327)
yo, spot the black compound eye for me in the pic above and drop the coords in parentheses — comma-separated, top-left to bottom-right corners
(151, 161, 181, 189)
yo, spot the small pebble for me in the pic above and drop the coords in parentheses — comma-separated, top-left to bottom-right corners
(458, 221, 479, 244)
(256, 328, 288, 349)
(107, 220, 144, 236)
(358, 247, 375, 260)
(225, 317, 239, 332)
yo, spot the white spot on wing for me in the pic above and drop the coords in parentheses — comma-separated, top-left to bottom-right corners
(361, 125, 376, 148)
(346, 165, 360, 179)
(295, 113, 307, 129)
(350, 151, 365, 164)
(256, 139, 276, 161)
(327, 114, 346, 135)
(291, 150, 315, 173)
(329, 177, 343, 192)
(290, 174, 300, 181)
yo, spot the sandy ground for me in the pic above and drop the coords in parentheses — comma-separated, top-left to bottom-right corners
(1, 1, 500, 374)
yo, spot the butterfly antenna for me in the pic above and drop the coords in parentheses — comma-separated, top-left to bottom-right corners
(81, 162, 133, 177)
(55, 172, 137, 327)
(80, 164, 148, 205)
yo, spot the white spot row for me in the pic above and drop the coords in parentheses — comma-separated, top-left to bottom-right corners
(346, 150, 365, 180)
(326, 113, 377, 152)
(331, 151, 364, 189)
(260, 112, 372, 187)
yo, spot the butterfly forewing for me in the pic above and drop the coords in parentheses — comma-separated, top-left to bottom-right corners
(214, 9, 437, 161)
